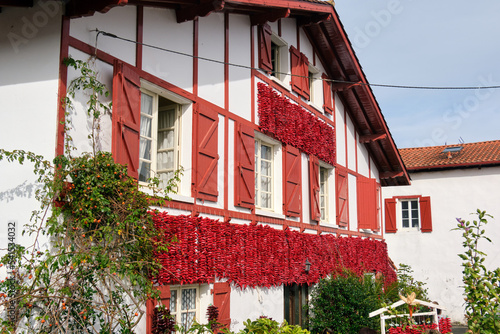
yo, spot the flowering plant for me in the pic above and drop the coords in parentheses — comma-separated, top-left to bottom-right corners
(454, 210, 500, 334)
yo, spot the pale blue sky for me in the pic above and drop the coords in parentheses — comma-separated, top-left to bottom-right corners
(334, 1, 500, 148)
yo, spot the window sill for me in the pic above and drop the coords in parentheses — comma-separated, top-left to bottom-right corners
(308, 102, 323, 113)
(169, 193, 195, 204)
(256, 209, 286, 220)
(138, 184, 194, 205)
(270, 76, 291, 91)
(320, 221, 339, 229)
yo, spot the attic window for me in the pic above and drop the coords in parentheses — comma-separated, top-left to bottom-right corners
(442, 146, 463, 153)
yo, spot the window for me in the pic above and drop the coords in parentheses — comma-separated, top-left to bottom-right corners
(336, 168, 349, 227)
(284, 284, 308, 328)
(308, 65, 321, 107)
(401, 199, 419, 229)
(170, 286, 198, 331)
(319, 166, 328, 221)
(309, 156, 333, 223)
(271, 41, 280, 78)
(139, 90, 181, 188)
(270, 35, 288, 82)
(258, 23, 288, 82)
(255, 139, 273, 209)
(385, 196, 432, 233)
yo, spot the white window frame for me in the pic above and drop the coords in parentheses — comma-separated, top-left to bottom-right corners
(169, 285, 200, 331)
(317, 161, 335, 225)
(270, 34, 289, 87)
(308, 64, 322, 110)
(253, 132, 283, 215)
(319, 165, 329, 222)
(255, 138, 274, 210)
(139, 88, 182, 189)
(399, 198, 420, 231)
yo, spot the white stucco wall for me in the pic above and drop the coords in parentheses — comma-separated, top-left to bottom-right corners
(228, 14, 252, 121)
(66, 47, 114, 155)
(383, 166, 500, 323)
(335, 95, 346, 167)
(198, 13, 225, 108)
(0, 1, 62, 274)
(357, 138, 370, 178)
(346, 113, 356, 172)
(230, 286, 284, 332)
(143, 7, 194, 93)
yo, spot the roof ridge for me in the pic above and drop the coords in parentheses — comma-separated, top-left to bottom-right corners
(400, 139, 500, 151)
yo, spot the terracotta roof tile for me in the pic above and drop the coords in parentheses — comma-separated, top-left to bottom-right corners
(400, 140, 500, 171)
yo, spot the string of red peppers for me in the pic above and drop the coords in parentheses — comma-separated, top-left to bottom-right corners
(152, 212, 396, 288)
(257, 83, 336, 165)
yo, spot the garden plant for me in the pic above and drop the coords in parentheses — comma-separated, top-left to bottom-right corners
(455, 210, 500, 334)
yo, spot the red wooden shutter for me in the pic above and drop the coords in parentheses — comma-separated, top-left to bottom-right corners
(194, 104, 219, 201)
(309, 155, 321, 221)
(112, 60, 141, 179)
(375, 183, 381, 231)
(357, 177, 377, 230)
(322, 73, 334, 115)
(146, 285, 171, 333)
(235, 122, 255, 209)
(290, 46, 302, 95)
(420, 196, 433, 232)
(258, 23, 273, 72)
(385, 198, 397, 233)
(213, 282, 231, 331)
(283, 145, 301, 217)
(300, 53, 310, 100)
(336, 168, 348, 227)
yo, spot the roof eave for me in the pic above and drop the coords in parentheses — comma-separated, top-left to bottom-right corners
(408, 161, 500, 173)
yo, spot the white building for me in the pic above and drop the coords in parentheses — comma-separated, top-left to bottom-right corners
(383, 140, 500, 323)
(0, 0, 411, 331)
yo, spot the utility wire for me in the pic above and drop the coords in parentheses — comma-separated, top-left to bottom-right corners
(94, 29, 500, 91)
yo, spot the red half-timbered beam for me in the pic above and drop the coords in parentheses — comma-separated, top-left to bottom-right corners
(56, 16, 70, 157)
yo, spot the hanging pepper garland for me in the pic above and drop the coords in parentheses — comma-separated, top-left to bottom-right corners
(152, 212, 396, 288)
(257, 82, 336, 165)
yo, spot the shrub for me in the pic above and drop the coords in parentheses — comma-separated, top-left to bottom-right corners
(307, 271, 381, 334)
(239, 317, 310, 334)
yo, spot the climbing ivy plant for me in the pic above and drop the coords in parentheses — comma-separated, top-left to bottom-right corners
(0, 57, 179, 333)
